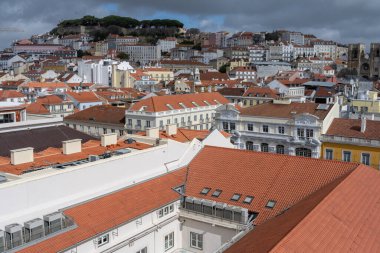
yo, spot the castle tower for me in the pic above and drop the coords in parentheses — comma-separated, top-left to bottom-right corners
(370, 43, 380, 79)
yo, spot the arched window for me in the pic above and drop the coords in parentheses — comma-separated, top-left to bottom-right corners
(246, 141, 254, 151)
(276, 145, 285, 154)
(295, 148, 312, 157)
(261, 143, 269, 152)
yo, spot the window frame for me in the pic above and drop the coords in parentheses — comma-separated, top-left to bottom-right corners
(190, 232, 203, 250)
(96, 234, 109, 247)
(164, 232, 174, 251)
(325, 149, 333, 160)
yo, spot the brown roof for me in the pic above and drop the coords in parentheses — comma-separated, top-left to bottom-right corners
(26, 102, 50, 114)
(200, 72, 229, 81)
(0, 126, 95, 158)
(66, 91, 102, 103)
(129, 92, 229, 113)
(185, 146, 358, 224)
(19, 82, 69, 88)
(18, 169, 186, 253)
(0, 90, 25, 99)
(326, 118, 380, 141)
(218, 88, 246, 97)
(64, 105, 125, 125)
(239, 102, 332, 120)
(243, 87, 279, 99)
(227, 166, 380, 253)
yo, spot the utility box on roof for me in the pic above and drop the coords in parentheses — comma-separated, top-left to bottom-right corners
(62, 139, 82, 155)
(101, 133, 117, 147)
(10, 147, 34, 165)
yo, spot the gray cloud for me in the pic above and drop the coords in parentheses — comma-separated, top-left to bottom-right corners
(0, 0, 379, 49)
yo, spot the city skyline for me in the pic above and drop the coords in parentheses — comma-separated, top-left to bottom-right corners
(1, 0, 380, 49)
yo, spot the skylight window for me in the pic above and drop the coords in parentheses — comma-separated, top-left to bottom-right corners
(179, 102, 187, 109)
(166, 104, 174, 110)
(243, 196, 254, 204)
(203, 100, 211, 106)
(200, 187, 211, 195)
(214, 99, 221, 105)
(265, 200, 277, 209)
(192, 102, 200, 107)
(231, 194, 241, 201)
(211, 189, 222, 198)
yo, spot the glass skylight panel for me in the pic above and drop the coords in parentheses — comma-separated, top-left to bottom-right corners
(166, 104, 174, 110)
(266, 200, 277, 209)
(231, 193, 241, 201)
(211, 189, 222, 197)
(203, 100, 211, 106)
(200, 187, 211, 195)
(243, 196, 254, 204)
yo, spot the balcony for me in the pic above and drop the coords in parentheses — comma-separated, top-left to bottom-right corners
(321, 135, 380, 148)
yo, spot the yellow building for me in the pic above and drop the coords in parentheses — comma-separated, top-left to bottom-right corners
(321, 117, 380, 169)
(351, 91, 380, 114)
(143, 67, 174, 83)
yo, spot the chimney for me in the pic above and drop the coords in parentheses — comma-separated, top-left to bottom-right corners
(166, 124, 177, 136)
(62, 139, 82, 155)
(10, 147, 34, 165)
(361, 116, 367, 133)
(101, 133, 117, 147)
(146, 127, 159, 138)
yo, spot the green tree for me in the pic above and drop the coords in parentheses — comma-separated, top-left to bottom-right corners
(219, 64, 230, 73)
(117, 52, 130, 61)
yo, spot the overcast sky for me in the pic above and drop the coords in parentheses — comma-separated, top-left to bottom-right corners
(0, 0, 379, 49)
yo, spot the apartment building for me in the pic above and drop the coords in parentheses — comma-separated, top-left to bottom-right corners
(219, 86, 279, 107)
(0, 102, 27, 124)
(281, 31, 305, 45)
(125, 92, 229, 133)
(26, 95, 74, 118)
(215, 101, 340, 158)
(107, 34, 139, 49)
(322, 117, 380, 169)
(157, 37, 177, 52)
(248, 45, 269, 62)
(116, 44, 161, 65)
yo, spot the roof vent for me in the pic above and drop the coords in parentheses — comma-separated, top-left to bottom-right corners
(101, 133, 117, 147)
(146, 127, 159, 138)
(10, 147, 34, 165)
(166, 124, 177, 136)
(62, 139, 82, 155)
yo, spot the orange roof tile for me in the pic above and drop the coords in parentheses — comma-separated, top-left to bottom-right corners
(66, 91, 102, 103)
(18, 169, 186, 253)
(185, 146, 359, 225)
(326, 118, 380, 141)
(129, 92, 229, 112)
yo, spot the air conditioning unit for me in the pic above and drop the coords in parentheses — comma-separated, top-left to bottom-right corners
(88, 155, 100, 162)
(5, 223, 23, 249)
(0, 230, 5, 253)
(43, 212, 63, 235)
(24, 218, 44, 242)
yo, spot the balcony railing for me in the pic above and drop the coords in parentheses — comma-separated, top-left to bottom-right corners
(322, 135, 380, 148)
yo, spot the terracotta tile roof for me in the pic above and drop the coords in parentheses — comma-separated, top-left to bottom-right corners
(64, 105, 125, 125)
(225, 172, 348, 253)
(0, 140, 152, 175)
(243, 87, 279, 99)
(326, 118, 380, 141)
(0, 90, 26, 99)
(238, 102, 332, 120)
(18, 168, 186, 253)
(269, 166, 380, 253)
(19, 82, 69, 89)
(66, 91, 102, 103)
(26, 101, 50, 114)
(129, 92, 229, 113)
(185, 146, 358, 224)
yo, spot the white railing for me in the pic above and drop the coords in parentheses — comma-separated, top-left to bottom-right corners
(322, 135, 380, 147)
